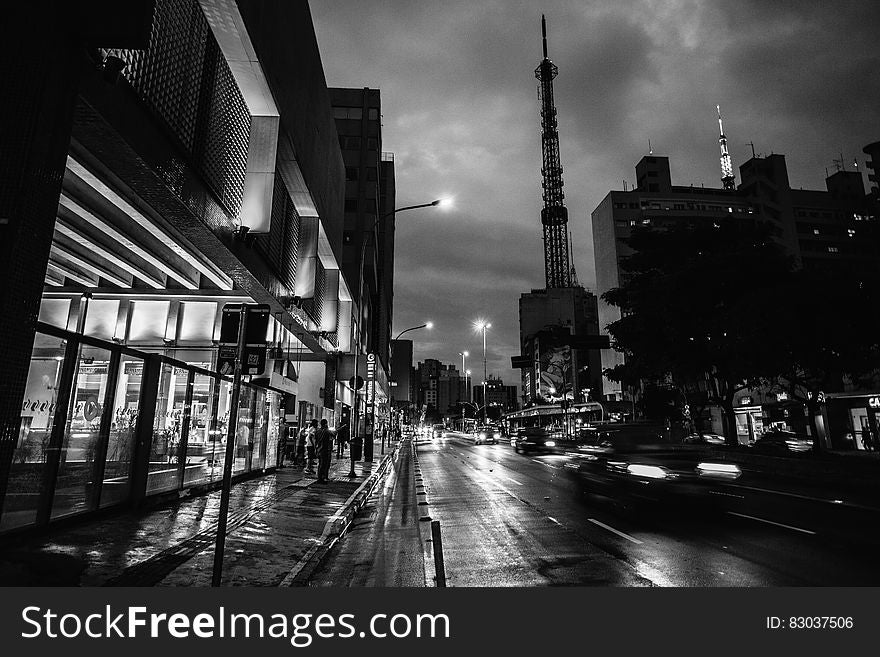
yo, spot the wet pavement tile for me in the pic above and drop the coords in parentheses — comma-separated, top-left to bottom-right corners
(0, 456, 377, 586)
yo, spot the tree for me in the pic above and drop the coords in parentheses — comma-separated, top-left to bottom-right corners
(602, 218, 793, 445)
(766, 267, 880, 449)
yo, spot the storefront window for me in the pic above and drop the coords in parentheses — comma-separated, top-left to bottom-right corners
(1, 334, 67, 531)
(101, 355, 143, 508)
(183, 372, 218, 487)
(51, 345, 112, 520)
(266, 391, 282, 469)
(146, 364, 189, 494)
(252, 388, 267, 470)
(207, 378, 233, 483)
(233, 385, 255, 475)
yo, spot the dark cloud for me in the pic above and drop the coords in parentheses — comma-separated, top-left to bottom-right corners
(311, 0, 880, 391)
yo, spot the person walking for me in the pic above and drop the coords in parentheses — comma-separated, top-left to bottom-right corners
(335, 421, 349, 459)
(316, 419, 333, 483)
(304, 419, 317, 474)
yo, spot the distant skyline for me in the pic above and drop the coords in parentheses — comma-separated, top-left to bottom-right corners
(311, 0, 880, 387)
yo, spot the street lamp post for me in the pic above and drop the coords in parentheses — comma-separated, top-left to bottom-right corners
(474, 320, 491, 424)
(458, 351, 468, 430)
(388, 322, 433, 453)
(350, 200, 444, 477)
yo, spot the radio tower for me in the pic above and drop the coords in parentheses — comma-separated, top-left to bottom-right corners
(536, 15, 572, 289)
(717, 105, 736, 190)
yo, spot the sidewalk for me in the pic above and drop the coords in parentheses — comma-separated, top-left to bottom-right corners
(0, 447, 397, 586)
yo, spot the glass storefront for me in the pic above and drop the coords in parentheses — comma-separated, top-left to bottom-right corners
(0, 324, 286, 535)
(147, 364, 190, 494)
(51, 345, 112, 520)
(0, 334, 68, 531)
(101, 355, 143, 508)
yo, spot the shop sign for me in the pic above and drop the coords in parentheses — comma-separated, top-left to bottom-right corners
(869, 396, 880, 409)
(366, 353, 376, 410)
(776, 392, 788, 402)
(740, 397, 752, 406)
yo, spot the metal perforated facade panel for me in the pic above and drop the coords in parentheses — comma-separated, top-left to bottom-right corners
(112, 0, 250, 218)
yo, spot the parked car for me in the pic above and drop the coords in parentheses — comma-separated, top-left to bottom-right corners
(751, 431, 812, 455)
(573, 425, 741, 508)
(473, 425, 501, 445)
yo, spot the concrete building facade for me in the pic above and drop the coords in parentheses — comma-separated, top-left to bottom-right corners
(0, 0, 377, 535)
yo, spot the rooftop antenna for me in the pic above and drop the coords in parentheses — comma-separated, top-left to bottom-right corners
(747, 141, 757, 158)
(568, 230, 580, 287)
(717, 105, 736, 190)
(648, 139, 653, 155)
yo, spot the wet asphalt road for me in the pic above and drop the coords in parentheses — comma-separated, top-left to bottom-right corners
(399, 433, 880, 587)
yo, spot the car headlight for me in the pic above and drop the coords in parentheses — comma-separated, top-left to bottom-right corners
(544, 440, 556, 447)
(627, 464, 668, 479)
(494, 433, 501, 439)
(479, 433, 486, 440)
(696, 462, 741, 478)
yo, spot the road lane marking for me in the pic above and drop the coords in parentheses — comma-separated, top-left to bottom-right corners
(727, 511, 816, 535)
(531, 459, 560, 470)
(500, 474, 524, 486)
(547, 516, 561, 525)
(727, 484, 870, 509)
(588, 518, 643, 545)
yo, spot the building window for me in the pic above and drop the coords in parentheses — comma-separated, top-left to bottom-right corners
(367, 137, 378, 150)
(847, 229, 856, 237)
(366, 167, 378, 182)
(345, 166, 358, 181)
(813, 229, 820, 235)
(368, 108, 379, 121)
(333, 107, 363, 120)
(828, 246, 839, 253)
(344, 199, 358, 212)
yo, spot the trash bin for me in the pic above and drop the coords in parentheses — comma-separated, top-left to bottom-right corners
(350, 437, 363, 461)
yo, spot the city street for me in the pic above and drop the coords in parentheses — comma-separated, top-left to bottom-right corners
(315, 432, 880, 587)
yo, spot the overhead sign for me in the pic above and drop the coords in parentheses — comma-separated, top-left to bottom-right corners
(869, 396, 880, 409)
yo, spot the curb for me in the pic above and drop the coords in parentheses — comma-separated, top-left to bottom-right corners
(279, 444, 400, 586)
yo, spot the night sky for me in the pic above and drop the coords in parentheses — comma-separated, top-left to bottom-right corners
(311, 0, 880, 388)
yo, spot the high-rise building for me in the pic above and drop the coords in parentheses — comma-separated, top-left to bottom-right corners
(591, 146, 880, 401)
(329, 87, 396, 451)
(473, 376, 519, 414)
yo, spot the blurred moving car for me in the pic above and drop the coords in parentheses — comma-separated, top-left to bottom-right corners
(750, 431, 812, 454)
(573, 424, 741, 508)
(473, 425, 501, 445)
(683, 432, 726, 446)
(512, 427, 563, 454)
(432, 423, 446, 439)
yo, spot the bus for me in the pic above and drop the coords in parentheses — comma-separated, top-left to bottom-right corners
(504, 402, 606, 437)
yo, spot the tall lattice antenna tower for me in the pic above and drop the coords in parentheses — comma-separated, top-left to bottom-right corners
(536, 15, 572, 288)
(717, 105, 736, 190)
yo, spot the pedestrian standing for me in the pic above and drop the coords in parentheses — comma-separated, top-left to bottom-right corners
(336, 422, 349, 459)
(295, 426, 306, 467)
(304, 419, 317, 473)
(316, 419, 334, 483)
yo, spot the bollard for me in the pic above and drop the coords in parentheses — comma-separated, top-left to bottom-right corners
(430, 520, 447, 587)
